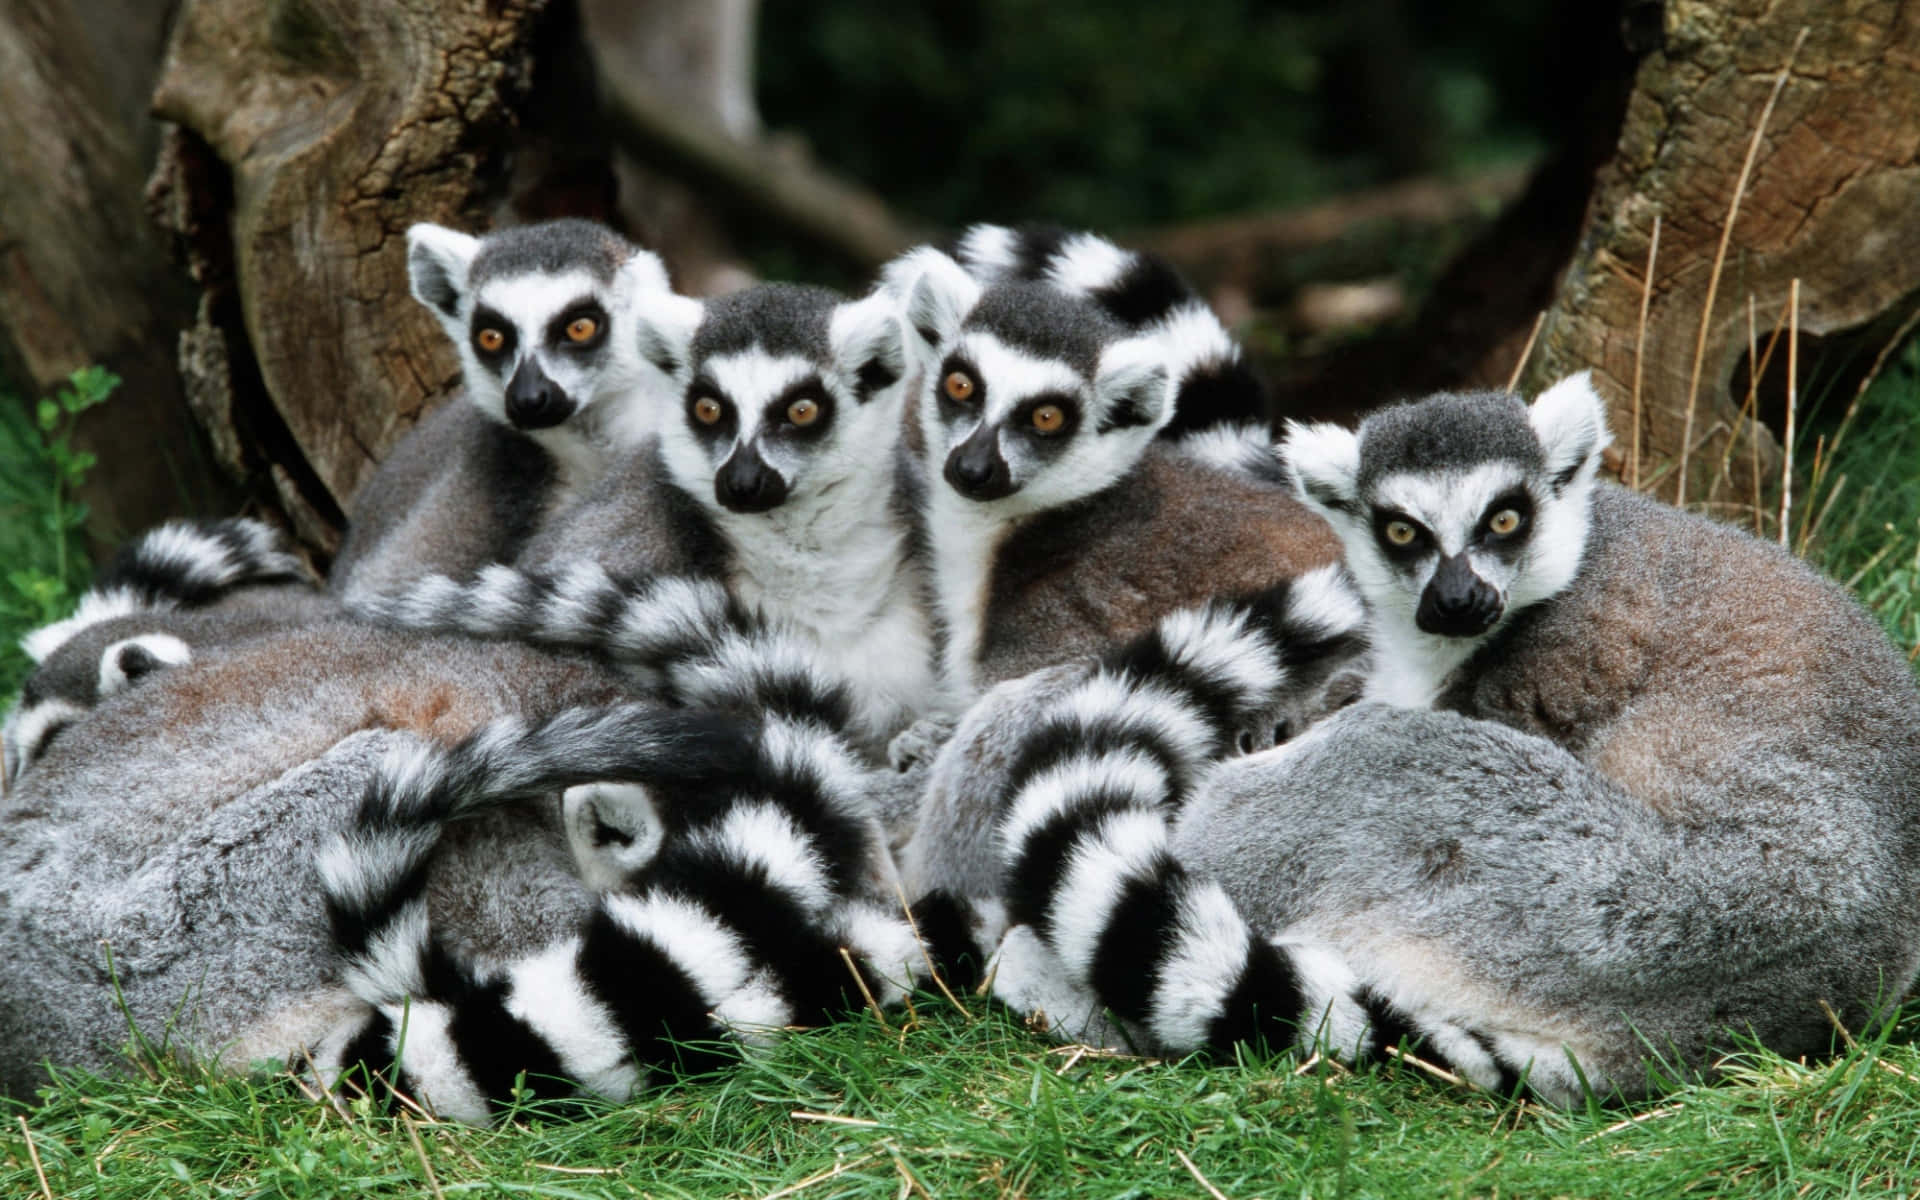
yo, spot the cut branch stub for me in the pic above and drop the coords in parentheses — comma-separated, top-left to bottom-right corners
(1524, 0, 1920, 509)
(151, 0, 551, 536)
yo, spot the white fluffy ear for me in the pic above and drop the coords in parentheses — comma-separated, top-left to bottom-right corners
(830, 291, 907, 403)
(1093, 336, 1172, 433)
(406, 223, 481, 324)
(615, 246, 672, 301)
(902, 250, 981, 359)
(1529, 371, 1613, 489)
(630, 292, 705, 382)
(1283, 419, 1362, 516)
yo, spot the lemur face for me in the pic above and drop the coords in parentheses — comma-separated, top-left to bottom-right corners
(641, 284, 907, 517)
(406, 219, 673, 444)
(1286, 373, 1611, 642)
(901, 256, 1171, 519)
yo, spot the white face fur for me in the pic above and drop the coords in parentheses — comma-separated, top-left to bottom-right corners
(643, 289, 910, 520)
(899, 251, 1173, 520)
(406, 223, 675, 453)
(1286, 373, 1611, 689)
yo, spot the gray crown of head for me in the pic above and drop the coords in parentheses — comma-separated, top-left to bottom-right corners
(1355, 391, 1547, 493)
(690, 284, 845, 365)
(468, 219, 640, 286)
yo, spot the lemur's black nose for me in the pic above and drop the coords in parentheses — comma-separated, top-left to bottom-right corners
(715, 446, 789, 513)
(504, 360, 576, 429)
(1416, 553, 1503, 637)
(944, 429, 1015, 501)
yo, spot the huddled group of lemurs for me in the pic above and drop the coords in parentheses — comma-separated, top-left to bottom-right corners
(4, 218, 1919, 1125)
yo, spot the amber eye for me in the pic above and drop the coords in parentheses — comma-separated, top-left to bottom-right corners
(1384, 520, 1418, 547)
(787, 397, 821, 426)
(943, 371, 976, 403)
(1488, 509, 1522, 536)
(566, 316, 598, 343)
(1031, 405, 1066, 434)
(693, 396, 724, 425)
(476, 328, 506, 353)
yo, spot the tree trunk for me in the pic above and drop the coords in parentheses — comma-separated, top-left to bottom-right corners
(148, 0, 557, 554)
(1521, 0, 1920, 515)
(0, 0, 227, 551)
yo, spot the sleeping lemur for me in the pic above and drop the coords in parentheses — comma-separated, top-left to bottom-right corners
(330, 218, 681, 602)
(919, 374, 1920, 1105)
(3, 518, 332, 785)
(307, 599, 920, 1124)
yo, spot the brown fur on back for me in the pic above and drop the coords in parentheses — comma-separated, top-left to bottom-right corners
(978, 444, 1341, 686)
(1444, 486, 1920, 829)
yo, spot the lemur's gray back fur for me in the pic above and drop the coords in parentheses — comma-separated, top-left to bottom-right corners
(0, 620, 630, 1096)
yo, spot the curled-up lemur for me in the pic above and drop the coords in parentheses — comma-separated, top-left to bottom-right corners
(930, 374, 1920, 1103)
(0, 610, 639, 1096)
(309, 615, 920, 1124)
(888, 231, 1340, 709)
(3, 517, 331, 785)
(330, 219, 682, 602)
(349, 282, 933, 756)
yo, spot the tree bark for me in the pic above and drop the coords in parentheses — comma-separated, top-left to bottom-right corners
(0, 0, 226, 550)
(1521, 0, 1920, 511)
(149, 0, 556, 552)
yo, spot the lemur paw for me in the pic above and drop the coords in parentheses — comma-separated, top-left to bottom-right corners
(886, 716, 956, 773)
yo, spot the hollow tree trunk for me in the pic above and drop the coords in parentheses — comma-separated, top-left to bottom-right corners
(148, 0, 557, 555)
(1521, 0, 1920, 512)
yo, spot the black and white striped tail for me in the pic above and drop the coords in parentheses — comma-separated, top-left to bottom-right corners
(988, 566, 1380, 1051)
(344, 562, 855, 725)
(948, 224, 1264, 435)
(21, 518, 308, 663)
(986, 568, 1526, 1090)
(313, 699, 921, 1123)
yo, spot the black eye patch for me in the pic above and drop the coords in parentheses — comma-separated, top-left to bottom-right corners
(546, 298, 610, 352)
(936, 354, 986, 418)
(1476, 489, 1535, 560)
(765, 378, 835, 440)
(469, 306, 518, 365)
(1370, 507, 1434, 564)
(686, 377, 737, 443)
(1013, 391, 1080, 441)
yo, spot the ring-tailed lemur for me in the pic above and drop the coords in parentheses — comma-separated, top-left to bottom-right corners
(330, 219, 682, 602)
(951, 374, 1920, 1103)
(3, 518, 330, 785)
(309, 640, 921, 1124)
(350, 282, 935, 755)
(885, 237, 1338, 706)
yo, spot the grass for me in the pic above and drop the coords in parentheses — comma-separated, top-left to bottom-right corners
(5, 351, 1920, 1199)
(5, 1001, 1920, 1200)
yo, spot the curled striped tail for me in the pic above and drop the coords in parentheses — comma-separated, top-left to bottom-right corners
(313, 701, 920, 1123)
(991, 566, 1383, 1055)
(21, 517, 309, 663)
(948, 224, 1264, 435)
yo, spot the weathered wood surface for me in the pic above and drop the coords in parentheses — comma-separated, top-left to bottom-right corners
(149, 0, 554, 549)
(1523, 0, 1920, 507)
